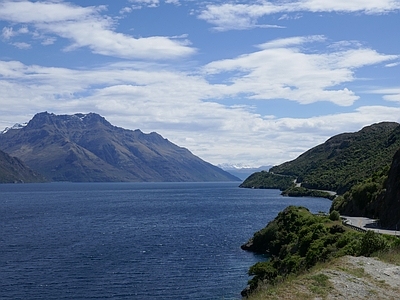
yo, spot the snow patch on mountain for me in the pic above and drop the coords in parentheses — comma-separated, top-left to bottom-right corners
(219, 163, 272, 180)
(1, 122, 28, 134)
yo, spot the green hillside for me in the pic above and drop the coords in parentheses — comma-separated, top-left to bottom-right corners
(239, 171, 295, 190)
(268, 122, 400, 194)
(241, 206, 400, 297)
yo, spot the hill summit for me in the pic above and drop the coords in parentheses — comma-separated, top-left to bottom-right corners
(0, 112, 239, 182)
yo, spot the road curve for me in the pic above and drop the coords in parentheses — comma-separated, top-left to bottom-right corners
(342, 216, 400, 236)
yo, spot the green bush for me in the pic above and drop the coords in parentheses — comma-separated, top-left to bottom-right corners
(359, 230, 389, 256)
(329, 210, 340, 221)
(241, 205, 399, 295)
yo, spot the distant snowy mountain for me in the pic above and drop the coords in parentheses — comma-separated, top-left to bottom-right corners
(1, 122, 28, 134)
(219, 164, 272, 180)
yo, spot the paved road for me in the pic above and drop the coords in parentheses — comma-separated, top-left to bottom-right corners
(293, 179, 337, 196)
(342, 216, 400, 236)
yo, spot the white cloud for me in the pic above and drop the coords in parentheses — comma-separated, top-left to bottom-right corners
(256, 35, 326, 49)
(198, 2, 283, 31)
(386, 62, 400, 67)
(130, 0, 159, 4)
(2, 27, 14, 39)
(2, 25, 30, 43)
(41, 37, 56, 46)
(384, 94, 400, 101)
(128, 0, 180, 7)
(165, 0, 180, 5)
(0, 1, 97, 23)
(198, 0, 400, 31)
(11, 42, 31, 49)
(0, 1, 195, 60)
(371, 88, 400, 102)
(278, 13, 302, 20)
(119, 7, 133, 14)
(298, 0, 400, 13)
(18, 26, 29, 34)
(203, 36, 398, 106)
(129, 0, 160, 8)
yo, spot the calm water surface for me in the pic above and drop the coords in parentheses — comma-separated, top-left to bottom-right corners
(0, 182, 331, 299)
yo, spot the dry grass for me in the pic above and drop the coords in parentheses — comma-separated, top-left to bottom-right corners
(245, 250, 400, 300)
(374, 246, 400, 266)
(246, 262, 334, 300)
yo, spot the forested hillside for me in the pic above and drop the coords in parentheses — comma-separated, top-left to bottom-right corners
(253, 122, 400, 194)
(331, 147, 400, 230)
(239, 171, 295, 190)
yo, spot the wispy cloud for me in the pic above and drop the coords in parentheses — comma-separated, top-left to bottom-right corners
(0, 1, 195, 60)
(203, 36, 398, 106)
(11, 42, 31, 49)
(371, 88, 400, 102)
(127, 0, 180, 10)
(386, 62, 400, 67)
(129, 0, 160, 8)
(1, 27, 14, 39)
(198, 0, 400, 31)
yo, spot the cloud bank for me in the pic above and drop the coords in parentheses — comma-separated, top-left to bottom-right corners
(0, 0, 194, 59)
(0, 33, 398, 165)
(198, 0, 400, 30)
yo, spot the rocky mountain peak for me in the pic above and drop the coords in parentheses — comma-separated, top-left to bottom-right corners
(24, 111, 113, 132)
(0, 112, 239, 182)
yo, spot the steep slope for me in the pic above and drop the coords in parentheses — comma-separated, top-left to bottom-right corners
(269, 122, 400, 194)
(0, 112, 239, 182)
(0, 150, 47, 183)
(377, 148, 400, 229)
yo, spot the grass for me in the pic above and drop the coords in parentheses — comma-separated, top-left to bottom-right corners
(343, 267, 367, 278)
(246, 261, 335, 300)
(245, 248, 400, 300)
(373, 245, 400, 265)
(307, 274, 331, 296)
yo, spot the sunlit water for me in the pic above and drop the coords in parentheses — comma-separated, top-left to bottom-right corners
(0, 182, 331, 299)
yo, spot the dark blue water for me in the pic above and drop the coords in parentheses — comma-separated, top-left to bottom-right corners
(0, 182, 331, 299)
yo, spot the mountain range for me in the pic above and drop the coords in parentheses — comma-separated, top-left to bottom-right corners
(0, 112, 239, 183)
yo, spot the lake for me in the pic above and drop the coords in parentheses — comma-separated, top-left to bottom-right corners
(0, 182, 331, 299)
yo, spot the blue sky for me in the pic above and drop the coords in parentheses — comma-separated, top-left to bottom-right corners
(0, 0, 399, 167)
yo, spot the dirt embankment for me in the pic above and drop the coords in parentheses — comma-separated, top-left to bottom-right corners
(321, 256, 400, 299)
(248, 255, 400, 299)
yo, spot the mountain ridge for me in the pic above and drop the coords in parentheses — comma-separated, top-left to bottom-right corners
(0, 149, 47, 183)
(0, 112, 239, 182)
(267, 121, 400, 194)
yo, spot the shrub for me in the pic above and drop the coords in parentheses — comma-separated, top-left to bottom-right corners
(359, 230, 388, 256)
(329, 210, 340, 221)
